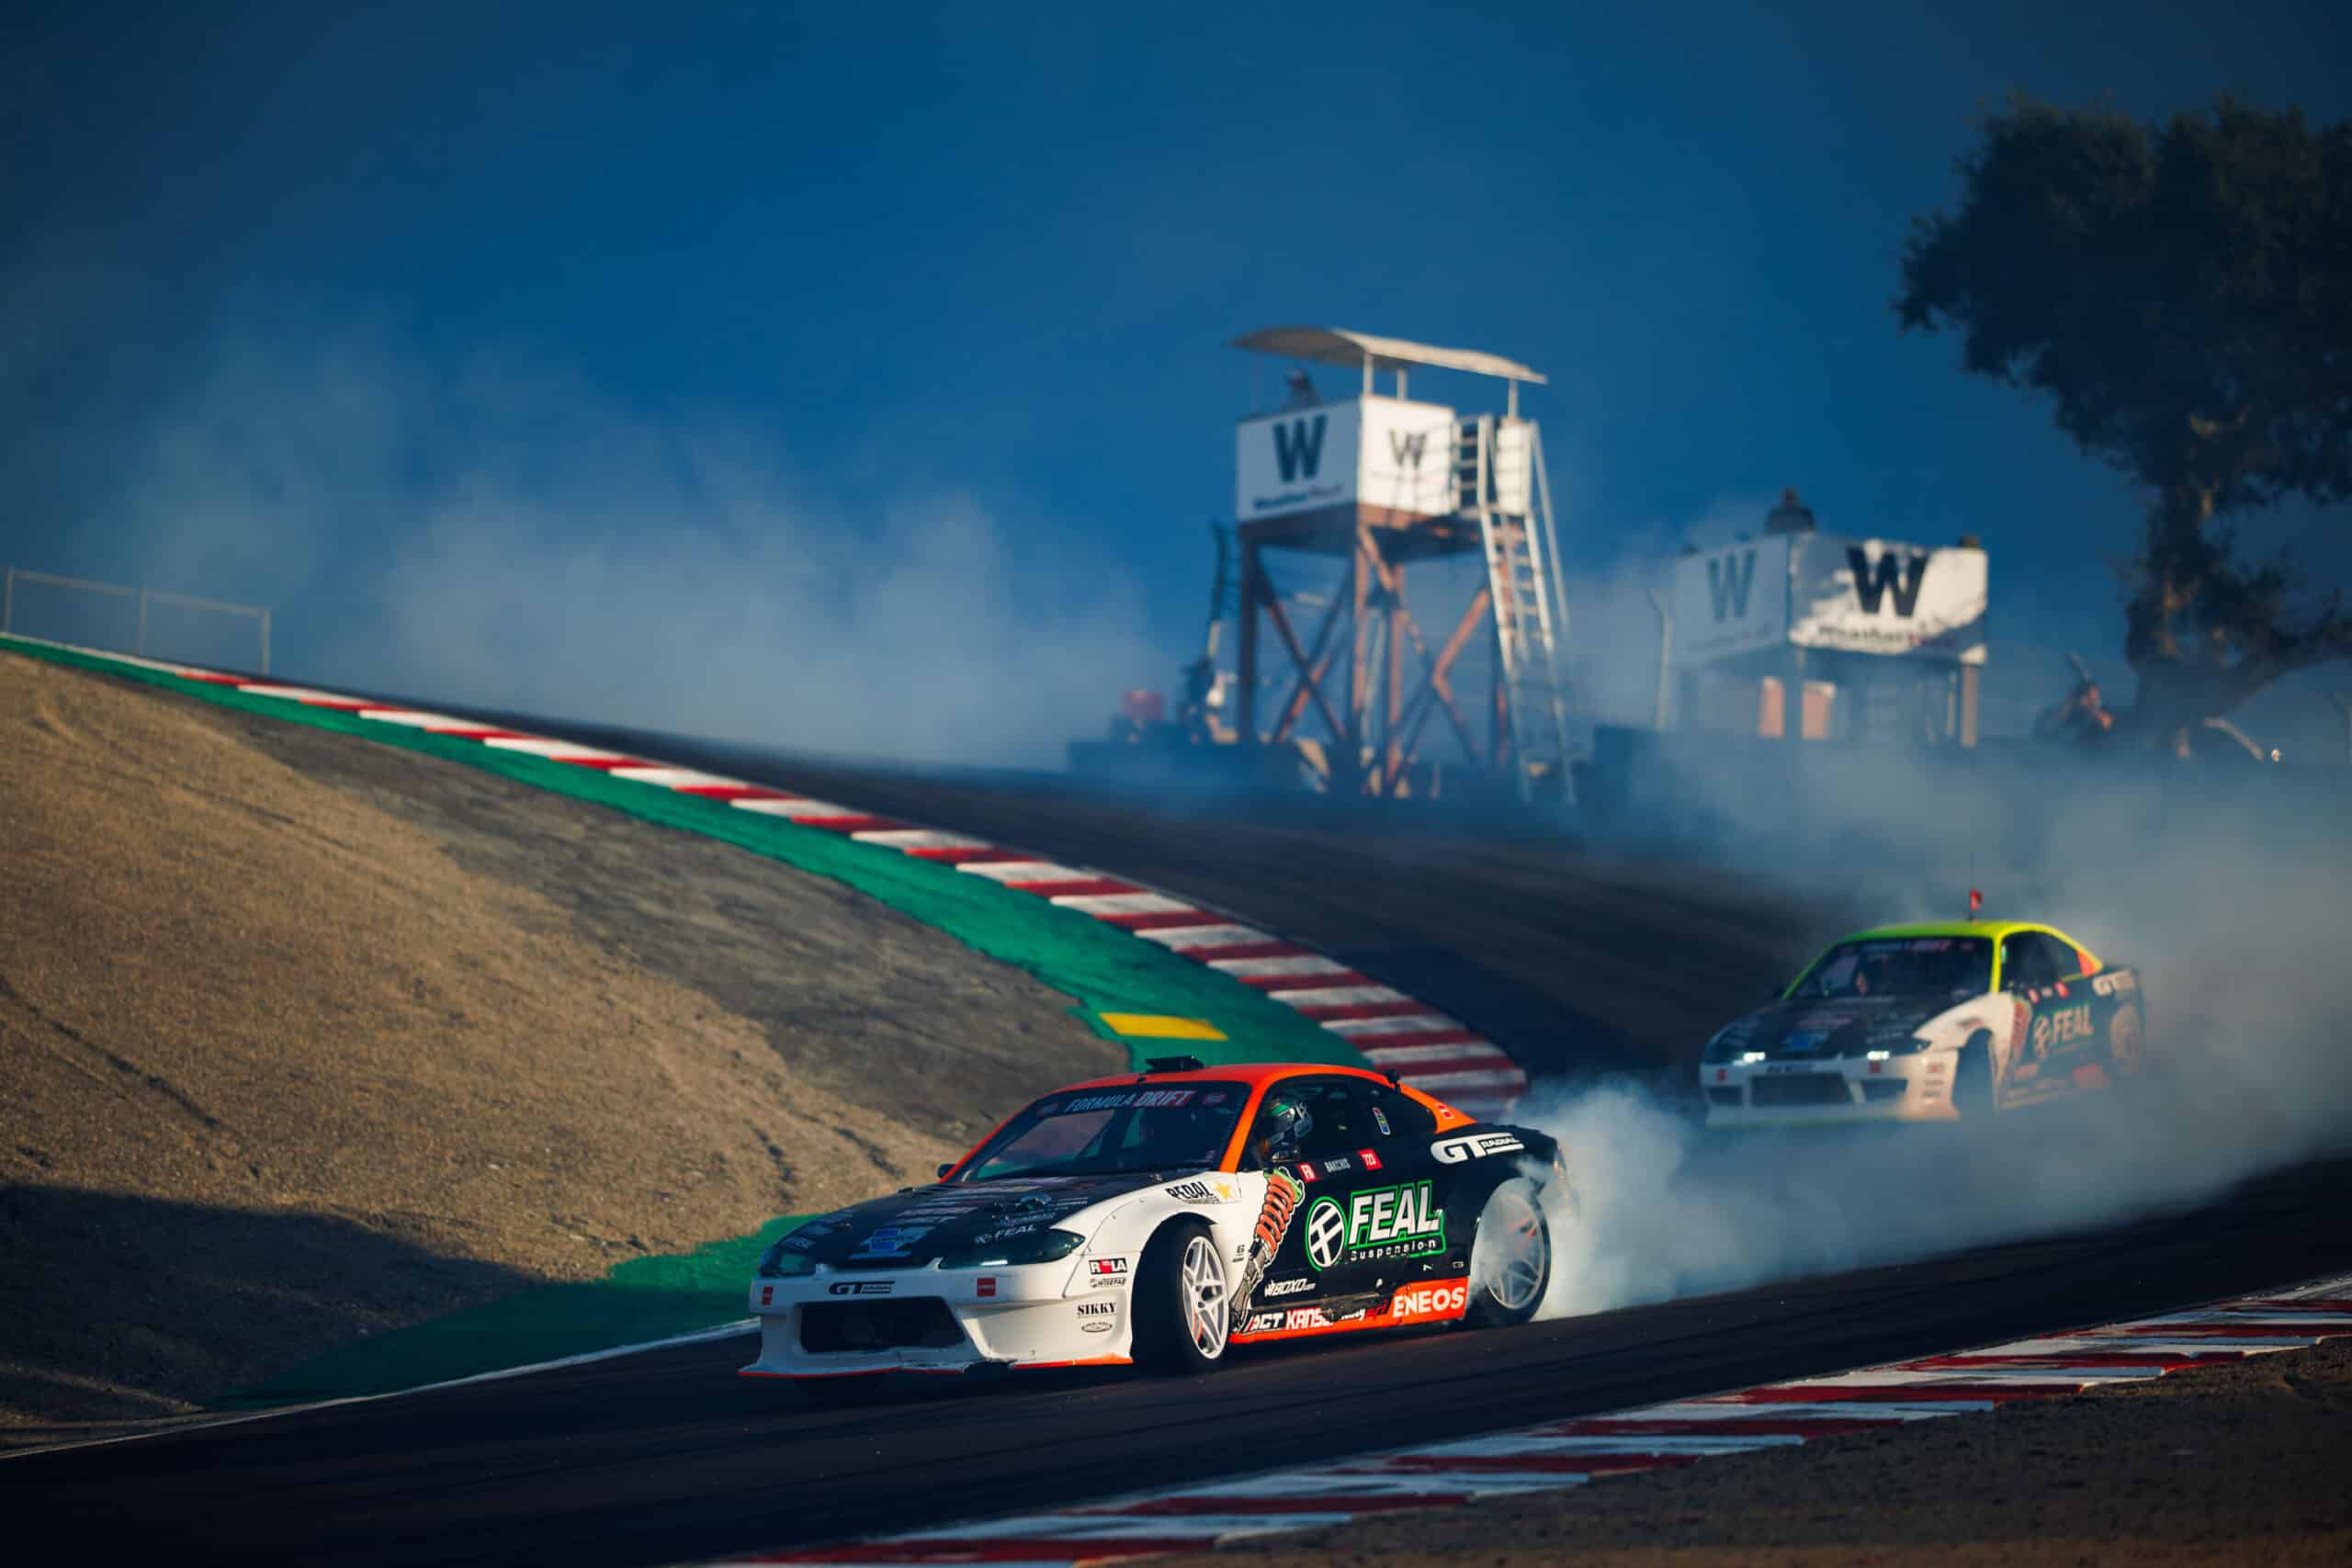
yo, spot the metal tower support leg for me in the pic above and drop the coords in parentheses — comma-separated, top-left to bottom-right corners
(1238, 540, 1263, 742)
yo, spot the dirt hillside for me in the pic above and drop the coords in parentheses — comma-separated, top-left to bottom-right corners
(0, 652, 1121, 1428)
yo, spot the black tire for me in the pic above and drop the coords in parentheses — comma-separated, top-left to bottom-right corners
(1953, 1030, 1995, 1116)
(2107, 1004, 2145, 1074)
(1464, 1179, 1551, 1328)
(1130, 1218, 1230, 1374)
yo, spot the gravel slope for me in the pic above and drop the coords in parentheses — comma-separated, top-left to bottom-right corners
(0, 653, 1119, 1428)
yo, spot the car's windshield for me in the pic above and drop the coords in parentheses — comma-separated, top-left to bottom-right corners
(953, 1083, 1248, 1181)
(1792, 936, 1991, 999)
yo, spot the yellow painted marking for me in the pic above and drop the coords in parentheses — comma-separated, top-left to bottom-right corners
(1100, 1012, 1227, 1041)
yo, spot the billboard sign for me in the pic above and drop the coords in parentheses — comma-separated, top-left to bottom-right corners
(1789, 536, 1986, 660)
(1235, 397, 1457, 522)
(1672, 536, 1792, 666)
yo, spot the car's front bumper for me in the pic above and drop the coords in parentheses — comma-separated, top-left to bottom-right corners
(1701, 1055, 1959, 1127)
(738, 1258, 1131, 1378)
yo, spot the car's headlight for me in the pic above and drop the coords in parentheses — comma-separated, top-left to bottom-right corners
(935, 1228, 1087, 1269)
(756, 1240, 819, 1278)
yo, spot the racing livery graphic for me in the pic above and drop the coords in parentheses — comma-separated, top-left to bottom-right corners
(1700, 920, 2151, 1126)
(742, 1059, 1562, 1391)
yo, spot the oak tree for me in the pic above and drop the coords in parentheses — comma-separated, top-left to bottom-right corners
(1897, 95, 2352, 749)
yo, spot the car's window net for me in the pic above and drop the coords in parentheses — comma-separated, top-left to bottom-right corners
(1793, 937, 1990, 999)
(2001, 935, 2068, 990)
(956, 1084, 1246, 1180)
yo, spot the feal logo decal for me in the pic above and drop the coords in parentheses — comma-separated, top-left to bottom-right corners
(1272, 414, 1328, 482)
(1304, 1198, 1347, 1270)
(1306, 1181, 1446, 1270)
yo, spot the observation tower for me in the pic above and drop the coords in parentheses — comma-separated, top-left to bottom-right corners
(1228, 327, 1572, 802)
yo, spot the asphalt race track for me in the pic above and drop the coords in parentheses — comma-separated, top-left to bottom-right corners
(8, 703, 2349, 1566)
(8, 1154, 2351, 1567)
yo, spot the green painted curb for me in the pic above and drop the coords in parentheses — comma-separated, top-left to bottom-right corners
(216, 1216, 808, 1407)
(6, 636, 1371, 1403)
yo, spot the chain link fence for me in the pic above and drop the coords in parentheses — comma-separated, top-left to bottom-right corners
(2, 567, 270, 675)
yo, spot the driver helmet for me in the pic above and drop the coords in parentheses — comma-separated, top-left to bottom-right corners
(1255, 1094, 1314, 1163)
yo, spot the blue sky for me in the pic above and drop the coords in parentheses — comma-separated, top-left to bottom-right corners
(5, 1, 2347, 758)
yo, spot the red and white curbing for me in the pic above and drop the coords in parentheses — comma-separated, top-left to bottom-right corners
(701, 1272, 2352, 1566)
(20, 637, 1527, 1119)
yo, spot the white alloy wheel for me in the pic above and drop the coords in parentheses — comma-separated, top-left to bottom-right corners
(1466, 1179, 1551, 1326)
(2109, 1005, 2143, 1071)
(1181, 1233, 1230, 1359)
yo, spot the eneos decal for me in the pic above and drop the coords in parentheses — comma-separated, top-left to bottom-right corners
(1387, 1280, 1468, 1321)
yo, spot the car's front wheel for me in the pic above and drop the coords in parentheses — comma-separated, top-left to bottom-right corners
(1953, 1030, 1995, 1115)
(1464, 1179, 1551, 1327)
(1130, 1219, 1231, 1373)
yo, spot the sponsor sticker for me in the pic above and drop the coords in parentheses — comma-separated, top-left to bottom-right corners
(1087, 1257, 1130, 1288)
(1358, 1147, 1382, 1171)
(1058, 1089, 1199, 1114)
(826, 1280, 894, 1296)
(2030, 1003, 2095, 1056)
(1388, 1280, 1468, 1321)
(977, 1277, 997, 1298)
(850, 1225, 931, 1259)
(2092, 971, 2137, 997)
(1165, 1177, 1240, 1204)
(1307, 1180, 1447, 1270)
(1372, 1107, 1393, 1136)
(1263, 1276, 1316, 1298)
(1235, 1168, 1307, 1311)
(759, 1285, 774, 1306)
(1430, 1133, 1524, 1165)
(1076, 1300, 1116, 1317)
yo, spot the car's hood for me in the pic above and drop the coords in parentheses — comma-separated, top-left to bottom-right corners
(1709, 994, 1964, 1062)
(785, 1171, 1181, 1269)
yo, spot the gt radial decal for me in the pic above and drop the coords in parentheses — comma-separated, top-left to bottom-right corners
(1311, 1180, 1446, 1270)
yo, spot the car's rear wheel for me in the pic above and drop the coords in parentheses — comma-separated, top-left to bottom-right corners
(1465, 1179, 1550, 1328)
(1131, 1219, 1230, 1373)
(2108, 1005, 2144, 1072)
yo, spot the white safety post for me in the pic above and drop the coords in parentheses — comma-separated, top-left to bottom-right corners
(1644, 587, 1672, 731)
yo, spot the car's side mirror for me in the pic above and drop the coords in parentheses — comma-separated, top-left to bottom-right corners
(935, 1162, 956, 1179)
